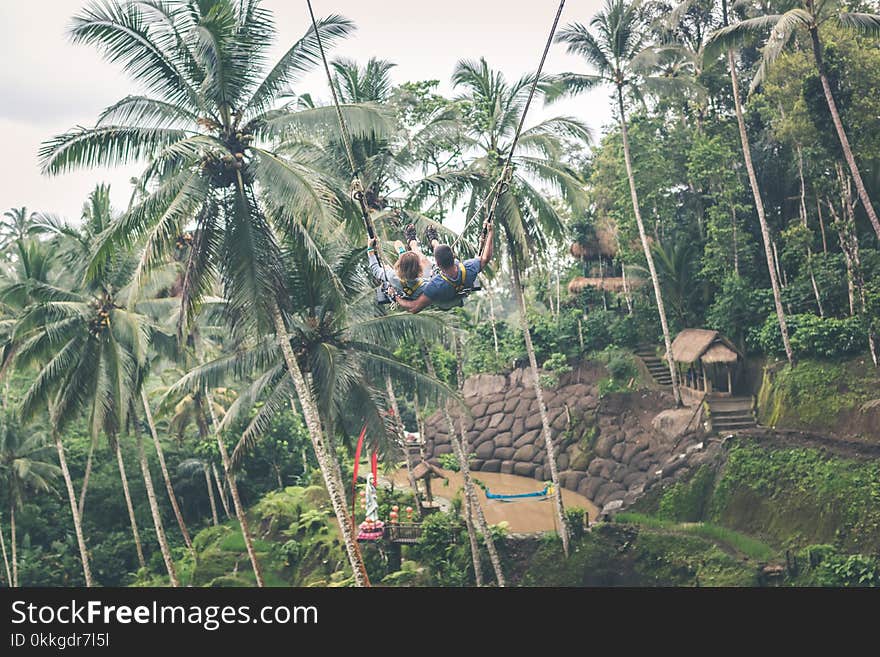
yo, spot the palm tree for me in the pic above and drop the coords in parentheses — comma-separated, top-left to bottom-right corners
(10, 244, 181, 585)
(34, 186, 196, 557)
(170, 241, 452, 586)
(0, 208, 37, 255)
(0, 238, 95, 585)
(419, 58, 591, 556)
(552, 0, 687, 402)
(40, 0, 391, 587)
(0, 240, 64, 383)
(708, 0, 880, 242)
(0, 413, 59, 586)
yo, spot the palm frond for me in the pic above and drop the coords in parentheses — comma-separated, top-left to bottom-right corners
(97, 95, 198, 129)
(39, 125, 191, 175)
(70, 0, 200, 109)
(245, 14, 356, 117)
(254, 103, 394, 143)
(704, 14, 782, 60)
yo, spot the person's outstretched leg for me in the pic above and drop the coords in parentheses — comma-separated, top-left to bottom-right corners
(425, 225, 440, 251)
(403, 223, 418, 250)
(402, 224, 431, 274)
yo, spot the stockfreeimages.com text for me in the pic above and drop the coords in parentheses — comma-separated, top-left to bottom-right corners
(10, 600, 317, 631)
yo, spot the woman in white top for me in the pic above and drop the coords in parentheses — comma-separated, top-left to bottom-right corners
(366, 224, 433, 299)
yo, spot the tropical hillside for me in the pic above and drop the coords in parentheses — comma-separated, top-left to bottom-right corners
(1, 0, 879, 588)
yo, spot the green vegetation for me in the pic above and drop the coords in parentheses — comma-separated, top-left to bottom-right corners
(657, 466, 716, 522)
(521, 524, 760, 587)
(710, 442, 880, 554)
(757, 358, 880, 433)
(616, 512, 775, 561)
(2, 0, 880, 587)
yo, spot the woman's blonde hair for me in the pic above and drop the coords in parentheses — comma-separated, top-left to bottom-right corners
(395, 251, 422, 281)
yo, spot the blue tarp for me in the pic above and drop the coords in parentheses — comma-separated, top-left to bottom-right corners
(485, 485, 549, 501)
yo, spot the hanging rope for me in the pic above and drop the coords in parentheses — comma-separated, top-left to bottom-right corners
(450, 171, 508, 250)
(306, 0, 388, 285)
(307, 0, 566, 286)
(473, 0, 567, 260)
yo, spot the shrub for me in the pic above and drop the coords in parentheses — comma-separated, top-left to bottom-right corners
(540, 351, 573, 387)
(657, 466, 715, 522)
(565, 507, 589, 540)
(594, 347, 639, 395)
(438, 452, 461, 471)
(755, 313, 866, 359)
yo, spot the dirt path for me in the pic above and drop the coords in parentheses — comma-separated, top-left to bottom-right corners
(737, 428, 880, 460)
(392, 468, 599, 532)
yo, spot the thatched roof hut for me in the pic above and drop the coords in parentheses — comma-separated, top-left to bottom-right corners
(570, 220, 619, 260)
(670, 329, 740, 365)
(670, 329, 742, 397)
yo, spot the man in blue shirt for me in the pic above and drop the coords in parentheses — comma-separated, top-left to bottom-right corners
(394, 223, 495, 313)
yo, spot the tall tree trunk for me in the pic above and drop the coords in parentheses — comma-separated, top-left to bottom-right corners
(204, 464, 220, 526)
(385, 375, 421, 520)
(616, 86, 684, 403)
(851, 234, 879, 368)
(0, 515, 11, 586)
(838, 172, 879, 368)
(52, 427, 93, 586)
(816, 195, 828, 254)
(830, 197, 857, 316)
(727, 52, 795, 365)
(772, 239, 788, 289)
(271, 305, 368, 587)
(78, 433, 97, 519)
(508, 250, 570, 555)
(833, 165, 859, 316)
(131, 410, 179, 587)
(115, 439, 146, 569)
(621, 262, 633, 314)
(796, 145, 824, 317)
(141, 389, 192, 551)
(555, 268, 561, 318)
(212, 463, 231, 519)
(808, 25, 880, 242)
(488, 290, 500, 355)
(0, 514, 11, 586)
(9, 505, 16, 588)
(203, 387, 265, 587)
(423, 344, 504, 585)
(730, 203, 740, 276)
(460, 463, 484, 587)
(453, 338, 505, 586)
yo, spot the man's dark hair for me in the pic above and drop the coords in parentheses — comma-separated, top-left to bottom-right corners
(434, 244, 455, 269)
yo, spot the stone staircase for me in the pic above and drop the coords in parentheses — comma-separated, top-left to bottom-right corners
(635, 344, 672, 387)
(708, 395, 757, 433)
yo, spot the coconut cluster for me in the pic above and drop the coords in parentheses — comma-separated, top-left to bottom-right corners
(200, 131, 255, 188)
(88, 298, 112, 338)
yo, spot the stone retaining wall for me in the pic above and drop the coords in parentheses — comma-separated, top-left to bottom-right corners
(423, 363, 716, 512)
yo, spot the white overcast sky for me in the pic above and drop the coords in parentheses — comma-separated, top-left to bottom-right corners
(0, 0, 610, 222)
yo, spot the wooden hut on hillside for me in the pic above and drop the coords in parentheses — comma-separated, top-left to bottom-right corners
(670, 329, 743, 402)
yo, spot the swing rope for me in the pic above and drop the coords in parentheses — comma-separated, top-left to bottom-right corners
(466, 0, 567, 260)
(307, 0, 566, 286)
(306, 0, 388, 286)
